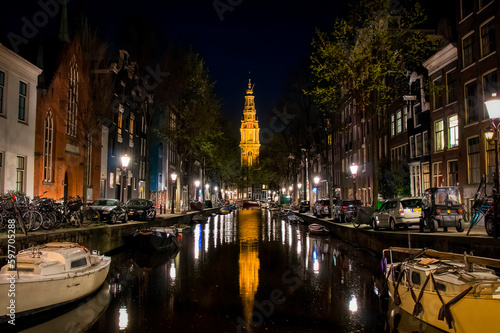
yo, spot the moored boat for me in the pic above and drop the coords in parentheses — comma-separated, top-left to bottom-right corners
(308, 223, 329, 235)
(242, 200, 260, 209)
(383, 247, 500, 332)
(0, 242, 111, 321)
(125, 226, 180, 253)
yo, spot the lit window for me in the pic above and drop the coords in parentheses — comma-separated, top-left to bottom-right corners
(448, 115, 459, 148)
(391, 114, 395, 136)
(422, 163, 430, 191)
(403, 106, 408, 131)
(16, 156, 25, 192)
(67, 56, 78, 136)
(43, 111, 53, 182)
(435, 120, 444, 152)
(396, 111, 402, 134)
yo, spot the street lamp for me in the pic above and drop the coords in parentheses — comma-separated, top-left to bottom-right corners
(485, 93, 500, 236)
(205, 183, 209, 201)
(195, 180, 200, 202)
(120, 154, 130, 203)
(171, 173, 177, 214)
(350, 163, 358, 203)
(297, 183, 302, 200)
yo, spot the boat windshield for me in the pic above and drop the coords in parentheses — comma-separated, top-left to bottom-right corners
(435, 188, 461, 205)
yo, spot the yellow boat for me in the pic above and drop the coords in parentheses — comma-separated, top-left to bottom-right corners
(383, 247, 500, 333)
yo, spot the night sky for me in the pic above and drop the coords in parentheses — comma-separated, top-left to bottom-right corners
(0, 0, 346, 129)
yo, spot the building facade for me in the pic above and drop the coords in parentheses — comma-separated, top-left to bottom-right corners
(240, 79, 260, 168)
(0, 44, 42, 197)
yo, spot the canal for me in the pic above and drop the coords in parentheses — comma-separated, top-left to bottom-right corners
(18, 209, 401, 332)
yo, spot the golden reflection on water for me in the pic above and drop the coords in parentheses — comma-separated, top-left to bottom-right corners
(238, 209, 261, 325)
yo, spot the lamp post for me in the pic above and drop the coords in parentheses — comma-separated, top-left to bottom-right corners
(485, 93, 500, 236)
(205, 184, 209, 201)
(289, 185, 293, 199)
(170, 173, 177, 214)
(214, 186, 218, 203)
(297, 183, 302, 201)
(350, 163, 358, 203)
(314, 176, 320, 203)
(120, 154, 130, 203)
(195, 180, 200, 202)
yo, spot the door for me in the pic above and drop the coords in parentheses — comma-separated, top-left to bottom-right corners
(377, 202, 392, 227)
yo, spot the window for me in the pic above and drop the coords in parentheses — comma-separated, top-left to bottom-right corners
(433, 77, 444, 109)
(86, 137, 92, 187)
(435, 120, 444, 152)
(403, 106, 408, 130)
(67, 56, 78, 136)
(481, 19, 495, 58)
(43, 111, 53, 182)
(432, 162, 442, 187)
(423, 131, 428, 155)
(416, 134, 422, 157)
(18, 81, 27, 121)
(480, 0, 493, 9)
(462, 32, 474, 68)
(422, 163, 430, 191)
(461, 0, 473, 19)
(448, 115, 459, 148)
(414, 104, 422, 127)
(465, 81, 478, 124)
(70, 258, 87, 269)
(483, 71, 497, 105)
(110, 172, 114, 188)
(448, 161, 459, 186)
(446, 70, 457, 104)
(396, 110, 402, 134)
(16, 156, 25, 193)
(410, 136, 415, 158)
(391, 114, 395, 136)
(117, 108, 123, 142)
(0, 71, 4, 115)
(468, 137, 481, 184)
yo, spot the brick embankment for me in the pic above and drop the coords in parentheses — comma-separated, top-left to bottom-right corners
(0, 209, 218, 255)
(299, 213, 500, 259)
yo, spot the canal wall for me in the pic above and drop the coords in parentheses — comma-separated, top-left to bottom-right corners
(0, 209, 218, 256)
(300, 214, 500, 259)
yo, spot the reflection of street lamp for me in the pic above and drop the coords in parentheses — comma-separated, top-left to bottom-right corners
(314, 176, 320, 202)
(195, 180, 200, 201)
(485, 93, 500, 236)
(120, 154, 130, 203)
(297, 183, 302, 200)
(350, 163, 358, 202)
(205, 183, 209, 201)
(170, 173, 177, 214)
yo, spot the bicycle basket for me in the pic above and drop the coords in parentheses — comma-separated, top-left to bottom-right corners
(68, 200, 82, 211)
(1, 198, 15, 210)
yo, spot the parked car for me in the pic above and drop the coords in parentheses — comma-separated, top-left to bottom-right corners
(333, 199, 362, 222)
(419, 187, 465, 232)
(91, 199, 128, 223)
(298, 200, 310, 213)
(125, 198, 156, 221)
(312, 198, 335, 218)
(372, 198, 422, 230)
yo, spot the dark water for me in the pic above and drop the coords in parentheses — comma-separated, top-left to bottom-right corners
(17, 209, 398, 333)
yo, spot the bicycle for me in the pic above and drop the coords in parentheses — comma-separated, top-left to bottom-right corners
(59, 197, 99, 228)
(0, 196, 29, 235)
(345, 206, 360, 228)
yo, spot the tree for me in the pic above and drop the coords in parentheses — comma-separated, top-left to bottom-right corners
(310, 0, 438, 206)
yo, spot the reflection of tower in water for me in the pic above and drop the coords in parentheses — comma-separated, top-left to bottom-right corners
(238, 209, 261, 324)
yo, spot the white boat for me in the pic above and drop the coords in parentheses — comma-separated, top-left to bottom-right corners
(0, 242, 111, 321)
(383, 247, 500, 332)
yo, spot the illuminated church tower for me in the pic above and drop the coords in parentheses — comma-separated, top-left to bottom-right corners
(240, 79, 260, 168)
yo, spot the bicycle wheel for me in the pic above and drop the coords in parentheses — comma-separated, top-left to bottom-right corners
(352, 215, 361, 228)
(22, 210, 42, 232)
(81, 208, 99, 227)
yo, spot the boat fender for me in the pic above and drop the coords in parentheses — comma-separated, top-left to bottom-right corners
(410, 273, 431, 316)
(392, 265, 404, 306)
(431, 273, 473, 329)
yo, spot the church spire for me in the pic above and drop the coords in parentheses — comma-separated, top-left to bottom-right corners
(240, 78, 260, 168)
(58, 2, 70, 42)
